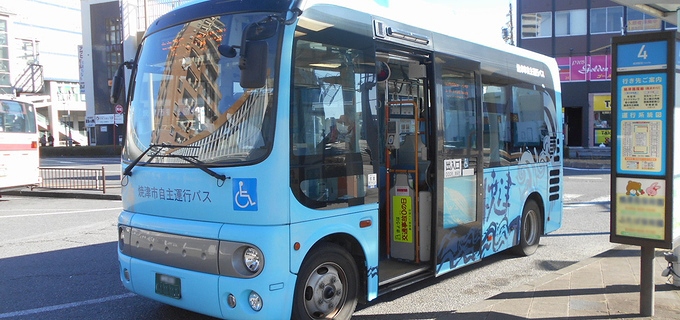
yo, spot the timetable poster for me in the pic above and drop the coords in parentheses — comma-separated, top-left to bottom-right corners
(616, 73, 667, 175)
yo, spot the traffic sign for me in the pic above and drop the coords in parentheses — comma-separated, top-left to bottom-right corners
(95, 114, 124, 125)
(115, 104, 124, 114)
(85, 116, 95, 128)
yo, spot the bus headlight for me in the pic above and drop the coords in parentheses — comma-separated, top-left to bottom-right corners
(219, 242, 264, 277)
(243, 247, 262, 273)
(248, 291, 263, 311)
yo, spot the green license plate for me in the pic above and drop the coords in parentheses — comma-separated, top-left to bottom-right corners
(155, 273, 181, 299)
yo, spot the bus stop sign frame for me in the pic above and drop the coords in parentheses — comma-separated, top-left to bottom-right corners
(610, 31, 679, 250)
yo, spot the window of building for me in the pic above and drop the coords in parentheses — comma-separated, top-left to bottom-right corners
(591, 6, 623, 34)
(105, 18, 123, 81)
(627, 9, 661, 32)
(521, 12, 552, 38)
(17, 39, 39, 65)
(555, 9, 587, 36)
(0, 19, 10, 95)
(664, 21, 677, 30)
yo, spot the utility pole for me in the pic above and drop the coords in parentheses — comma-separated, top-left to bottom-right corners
(502, 2, 515, 46)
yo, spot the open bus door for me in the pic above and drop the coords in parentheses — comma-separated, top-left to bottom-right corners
(377, 50, 483, 282)
(376, 49, 436, 287)
(432, 55, 485, 276)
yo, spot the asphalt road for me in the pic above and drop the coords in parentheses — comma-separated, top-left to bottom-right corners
(0, 166, 613, 320)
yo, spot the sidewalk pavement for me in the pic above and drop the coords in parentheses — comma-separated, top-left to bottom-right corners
(456, 245, 680, 319)
(8, 157, 680, 318)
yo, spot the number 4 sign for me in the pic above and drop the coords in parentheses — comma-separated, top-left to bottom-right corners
(616, 40, 667, 72)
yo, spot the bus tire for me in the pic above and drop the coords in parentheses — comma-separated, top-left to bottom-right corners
(512, 199, 541, 256)
(292, 243, 358, 320)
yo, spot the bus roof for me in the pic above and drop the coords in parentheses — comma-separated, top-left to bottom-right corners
(301, 0, 560, 89)
(146, 0, 560, 89)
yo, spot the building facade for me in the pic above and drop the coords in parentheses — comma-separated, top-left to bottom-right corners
(80, 0, 123, 146)
(1, 1, 87, 146)
(517, 0, 676, 148)
(80, 0, 193, 146)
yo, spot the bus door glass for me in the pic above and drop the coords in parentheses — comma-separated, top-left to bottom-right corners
(290, 6, 380, 210)
(433, 56, 484, 276)
(378, 51, 433, 265)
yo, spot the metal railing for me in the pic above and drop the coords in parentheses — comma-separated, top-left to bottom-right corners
(39, 167, 107, 193)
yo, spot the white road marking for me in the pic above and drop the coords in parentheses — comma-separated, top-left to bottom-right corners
(0, 208, 121, 219)
(563, 193, 581, 201)
(0, 293, 136, 319)
(567, 176, 603, 180)
(564, 196, 610, 210)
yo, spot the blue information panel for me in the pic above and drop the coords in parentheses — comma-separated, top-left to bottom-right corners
(615, 73, 667, 176)
(617, 41, 667, 72)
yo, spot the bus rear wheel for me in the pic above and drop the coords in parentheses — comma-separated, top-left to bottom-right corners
(292, 243, 358, 320)
(512, 200, 541, 256)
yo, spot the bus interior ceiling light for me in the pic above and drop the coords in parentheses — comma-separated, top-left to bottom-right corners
(297, 16, 333, 32)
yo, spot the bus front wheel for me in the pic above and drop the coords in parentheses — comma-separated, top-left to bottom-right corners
(512, 200, 541, 256)
(292, 243, 358, 320)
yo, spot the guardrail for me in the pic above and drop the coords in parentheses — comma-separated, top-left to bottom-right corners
(39, 167, 106, 193)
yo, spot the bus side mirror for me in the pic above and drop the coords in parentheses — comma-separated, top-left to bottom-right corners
(110, 64, 126, 104)
(238, 17, 277, 89)
(240, 40, 268, 89)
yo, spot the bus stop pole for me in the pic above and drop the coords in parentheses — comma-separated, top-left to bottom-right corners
(640, 245, 655, 317)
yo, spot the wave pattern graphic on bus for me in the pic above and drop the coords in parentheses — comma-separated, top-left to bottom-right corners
(436, 228, 483, 273)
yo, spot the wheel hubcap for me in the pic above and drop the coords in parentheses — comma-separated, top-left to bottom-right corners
(303, 264, 346, 318)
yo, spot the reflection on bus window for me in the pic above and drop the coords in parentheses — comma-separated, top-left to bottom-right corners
(290, 35, 378, 209)
(124, 14, 277, 164)
(442, 72, 476, 154)
(482, 78, 557, 167)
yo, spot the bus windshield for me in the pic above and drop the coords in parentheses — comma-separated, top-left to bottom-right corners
(124, 13, 279, 165)
(0, 100, 37, 133)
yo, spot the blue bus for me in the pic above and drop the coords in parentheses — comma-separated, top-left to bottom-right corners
(114, 0, 563, 318)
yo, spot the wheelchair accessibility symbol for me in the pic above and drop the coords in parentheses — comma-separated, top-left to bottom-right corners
(233, 178, 258, 211)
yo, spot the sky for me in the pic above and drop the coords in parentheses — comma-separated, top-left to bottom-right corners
(374, 0, 517, 44)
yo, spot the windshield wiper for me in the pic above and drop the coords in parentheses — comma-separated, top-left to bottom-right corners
(161, 153, 228, 182)
(123, 143, 228, 182)
(123, 143, 163, 177)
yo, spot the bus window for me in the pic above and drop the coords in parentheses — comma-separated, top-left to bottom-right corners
(124, 14, 277, 164)
(482, 77, 557, 167)
(442, 72, 476, 154)
(482, 85, 509, 167)
(291, 34, 378, 209)
(512, 87, 546, 149)
(1, 100, 36, 133)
